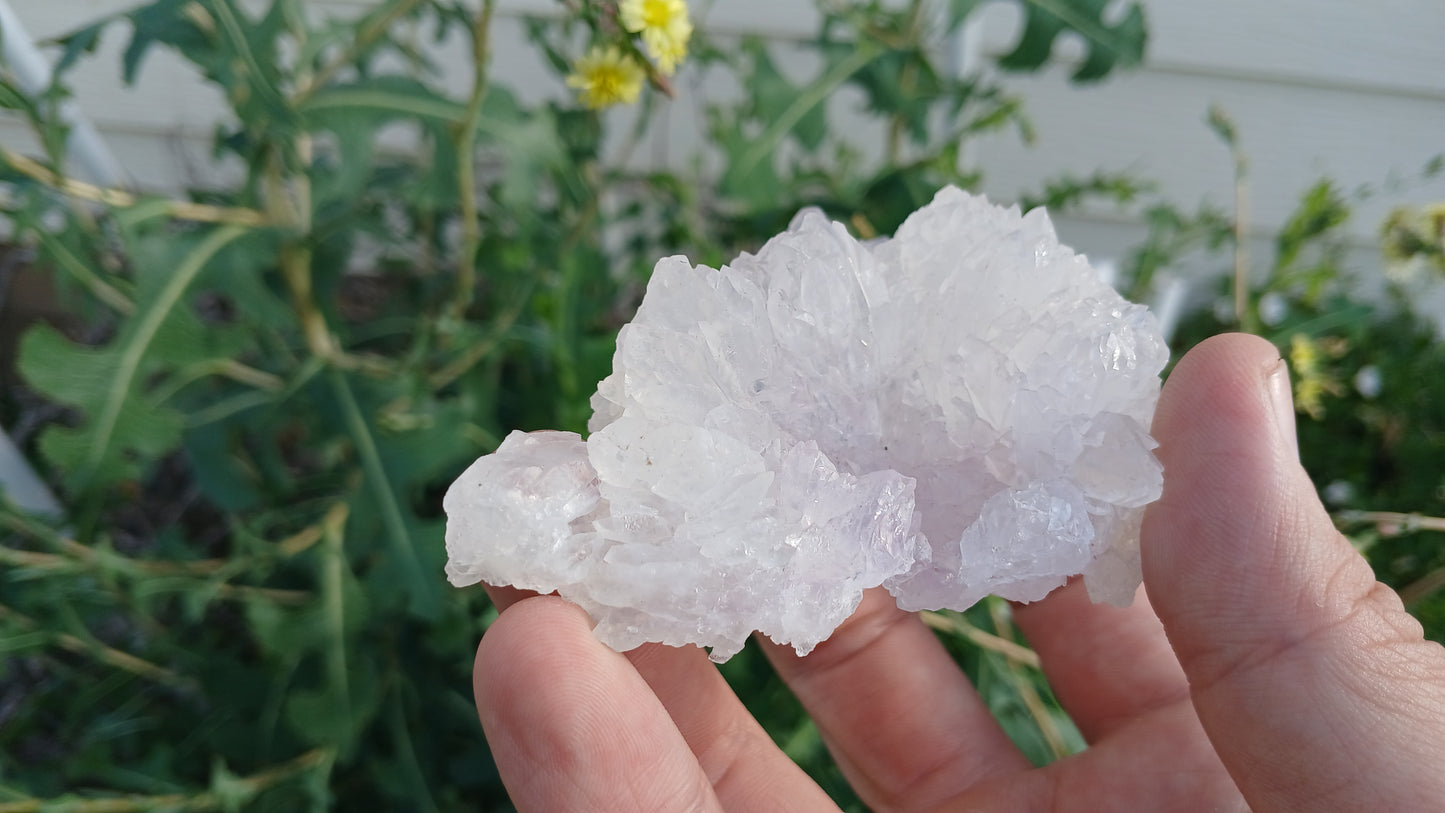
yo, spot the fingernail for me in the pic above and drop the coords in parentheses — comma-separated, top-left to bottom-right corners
(1267, 359, 1299, 462)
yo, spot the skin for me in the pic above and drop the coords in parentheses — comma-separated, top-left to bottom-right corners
(473, 333, 1445, 811)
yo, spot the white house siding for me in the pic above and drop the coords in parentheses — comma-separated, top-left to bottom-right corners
(3, 0, 1442, 282)
(967, 0, 1445, 257)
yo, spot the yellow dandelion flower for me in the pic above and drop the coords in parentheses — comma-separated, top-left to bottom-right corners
(1289, 333, 1336, 419)
(1289, 333, 1319, 373)
(646, 24, 692, 75)
(619, 0, 693, 75)
(620, 0, 688, 34)
(566, 46, 646, 109)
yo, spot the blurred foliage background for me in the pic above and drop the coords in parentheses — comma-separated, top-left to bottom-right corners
(0, 0, 1440, 809)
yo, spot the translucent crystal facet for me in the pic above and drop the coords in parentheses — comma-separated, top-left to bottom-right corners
(443, 187, 1168, 661)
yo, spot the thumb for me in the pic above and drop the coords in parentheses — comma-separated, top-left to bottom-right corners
(1142, 333, 1445, 811)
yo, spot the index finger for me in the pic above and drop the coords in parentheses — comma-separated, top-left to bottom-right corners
(759, 588, 1031, 812)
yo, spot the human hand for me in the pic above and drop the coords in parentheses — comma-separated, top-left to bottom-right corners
(472, 333, 1445, 811)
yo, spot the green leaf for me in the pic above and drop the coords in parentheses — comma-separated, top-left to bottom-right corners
(0, 630, 52, 655)
(302, 76, 490, 209)
(122, 0, 205, 84)
(245, 601, 327, 661)
(995, 0, 1147, 82)
(18, 225, 253, 496)
(183, 424, 263, 511)
(284, 655, 381, 756)
(208, 759, 256, 813)
(745, 40, 827, 152)
(328, 368, 442, 620)
(51, 19, 112, 79)
(1274, 179, 1350, 279)
(1206, 103, 1238, 149)
(123, 0, 292, 126)
(0, 76, 39, 116)
(719, 42, 881, 205)
(284, 688, 354, 751)
(301, 77, 466, 124)
(481, 99, 568, 211)
(947, 0, 989, 30)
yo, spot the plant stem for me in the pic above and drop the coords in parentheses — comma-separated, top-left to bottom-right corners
(885, 0, 924, 165)
(0, 603, 195, 692)
(0, 548, 310, 604)
(1334, 510, 1445, 534)
(294, 0, 429, 103)
(388, 691, 440, 813)
(919, 610, 1040, 668)
(32, 227, 135, 315)
(0, 749, 333, 813)
(151, 358, 286, 408)
(0, 146, 269, 227)
(207, 1, 286, 113)
(448, 0, 498, 326)
(1233, 153, 1252, 332)
(1401, 567, 1445, 608)
(320, 502, 353, 740)
(2, 500, 220, 572)
(1, 496, 335, 572)
(428, 179, 602, 391)
(264, 142, 334, 363)
(988, 600, 1070, 761)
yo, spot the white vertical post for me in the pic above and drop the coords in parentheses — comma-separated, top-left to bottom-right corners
(0, 0, 127, 187)
(0, 0, 129, 518)
(0, 428, 61, 518)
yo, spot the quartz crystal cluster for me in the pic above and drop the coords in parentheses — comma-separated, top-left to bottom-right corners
(444, 187, 1168, 662)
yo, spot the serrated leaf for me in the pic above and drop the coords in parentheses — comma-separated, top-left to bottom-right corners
(302, 76, 463, 207)
(51, 19, 112, 79)
(122, 0, 208, 84)
(995, 0, 1146, 82)
(124, 0, 291, 126)
(22, 324, 188, 488)
(18, 225, 253, 496)
(0, 77, 36, 115)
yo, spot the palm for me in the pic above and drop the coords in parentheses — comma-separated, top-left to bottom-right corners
(480, 584, 1242, 812)
(475, 335, 1445, 812)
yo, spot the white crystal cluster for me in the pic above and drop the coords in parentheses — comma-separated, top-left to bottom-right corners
(444, 187, 1168, 662)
